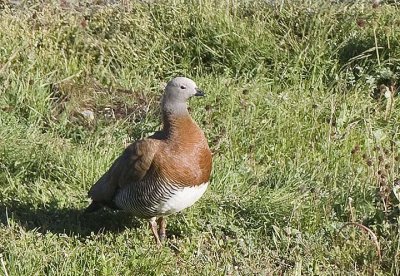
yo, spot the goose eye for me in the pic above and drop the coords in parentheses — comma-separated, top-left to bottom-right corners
(180, 85, 186, 89)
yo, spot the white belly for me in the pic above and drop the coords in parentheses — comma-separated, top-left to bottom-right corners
(155, 182, 208, 216)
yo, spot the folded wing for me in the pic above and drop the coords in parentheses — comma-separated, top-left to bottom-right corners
(85, 139, 160, 212)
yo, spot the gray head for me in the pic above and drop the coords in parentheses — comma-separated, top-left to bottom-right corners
(162, 77, 204, 115)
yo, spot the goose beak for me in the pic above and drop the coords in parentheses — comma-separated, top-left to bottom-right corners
(194, 88, 205, 96)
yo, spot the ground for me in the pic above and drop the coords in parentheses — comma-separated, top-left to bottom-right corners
(0, 0, 399, 275)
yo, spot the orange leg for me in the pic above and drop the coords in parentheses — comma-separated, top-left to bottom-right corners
(149, 218, 162, 247)
(157, 217, 167, 242)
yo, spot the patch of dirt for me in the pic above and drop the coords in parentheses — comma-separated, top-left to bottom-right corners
(49, 79, 155, 126)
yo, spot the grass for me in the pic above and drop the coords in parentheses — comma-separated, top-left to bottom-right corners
(1, 0, 400, 274)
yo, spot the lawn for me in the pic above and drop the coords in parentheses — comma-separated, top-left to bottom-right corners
(0, 0, 399, 274)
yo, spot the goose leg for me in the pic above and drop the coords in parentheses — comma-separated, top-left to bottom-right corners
(157, 217, 167, 241)
(149, 217, 162, 247)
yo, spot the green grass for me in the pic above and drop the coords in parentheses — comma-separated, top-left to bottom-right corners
(1, 0, 400, 274)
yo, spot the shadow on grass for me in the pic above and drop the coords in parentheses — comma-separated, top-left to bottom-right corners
(0, 201, 142, 237)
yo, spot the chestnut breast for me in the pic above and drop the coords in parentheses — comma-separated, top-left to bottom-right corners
(154, 116, 212, 186)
